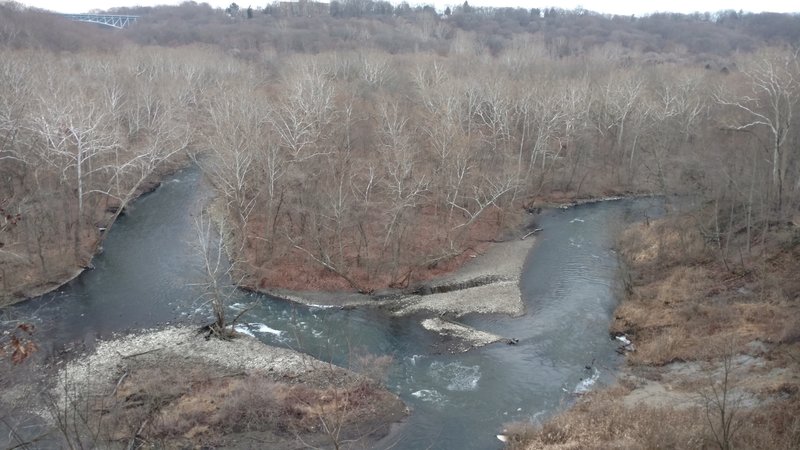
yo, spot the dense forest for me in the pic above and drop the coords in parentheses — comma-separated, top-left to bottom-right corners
(0, 2, 800, 298)
(0, 1, 799, 447)
(2, 0, 799, 300)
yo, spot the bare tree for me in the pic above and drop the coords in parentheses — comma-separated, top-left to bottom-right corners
(596, 72, 644, 181)
(517, 83, 566, 193)
(359, 51, 391, 87)
(192, 209, 248, 339)
(699, 342, 744, 450)
(716, 48, 799, 212)
(271, 60, 335, 160)
(201, 86, 264, 233)
(31, 96, 118, 260)
(376, 101, 429, 282)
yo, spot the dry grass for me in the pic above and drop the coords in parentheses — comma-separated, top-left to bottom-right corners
(507, 212, 800, 449)
(618, 216, 709, 269)
(506, 388, 800, 449)
(349, 350, 394, 386)
(50, 359, 406, 448)
(505, 387, 708, 449)
(613, 215, 800, 366)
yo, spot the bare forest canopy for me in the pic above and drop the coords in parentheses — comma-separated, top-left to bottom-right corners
(1, 1, 799, 300)
(1, 1, 799, 56)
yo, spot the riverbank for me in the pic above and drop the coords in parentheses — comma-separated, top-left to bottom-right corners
(242, 189, 640, 299)
(0, 159, 189, 307)
(260, 229, 537, 352)
(262, 233, 534, 312)
(1, 195, 666, 450)
(504, 213, 800, 448)
(12, 326, 407, 449)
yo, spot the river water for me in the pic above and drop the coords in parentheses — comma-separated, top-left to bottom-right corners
(5, 166, 663, 449)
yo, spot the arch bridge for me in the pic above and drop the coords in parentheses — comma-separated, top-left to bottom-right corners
(59, 14, 139, 29)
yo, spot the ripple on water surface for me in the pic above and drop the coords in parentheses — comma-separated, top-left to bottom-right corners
(429, 361, 482, 391)
(6, 172, 665, 450)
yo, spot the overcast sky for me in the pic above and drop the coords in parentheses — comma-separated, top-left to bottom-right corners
(13, 0, 800, 16)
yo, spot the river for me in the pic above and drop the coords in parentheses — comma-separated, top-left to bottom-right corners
(5, 166, 663, 449)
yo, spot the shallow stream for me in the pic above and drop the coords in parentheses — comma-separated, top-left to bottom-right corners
(7, 166, 663, 449)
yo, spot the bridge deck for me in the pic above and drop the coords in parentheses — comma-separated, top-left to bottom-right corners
(59, 14, 140, 29)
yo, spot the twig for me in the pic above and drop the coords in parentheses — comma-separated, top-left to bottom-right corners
(126, 418, 148, 450)
(1, 416, 50, 450)
(521, 228, 543, 240)
(111, 370, 129, 396)
(228, 304, 254, 330)
(208, 371, 247, 380)
(118, 348, 162, 359)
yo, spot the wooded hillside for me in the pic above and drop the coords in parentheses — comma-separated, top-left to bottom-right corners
(1, 1, 799, 302)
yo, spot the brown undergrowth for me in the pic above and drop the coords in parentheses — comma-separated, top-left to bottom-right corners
(51, 358, 405, 449)
(236, 186, 636, 295)
(0, 158, 187, 306)
(614, 215, 800, 366)
(504, 386, 800, 449)
(505, 210, 800, 449)
(240, 205, 517, 293)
